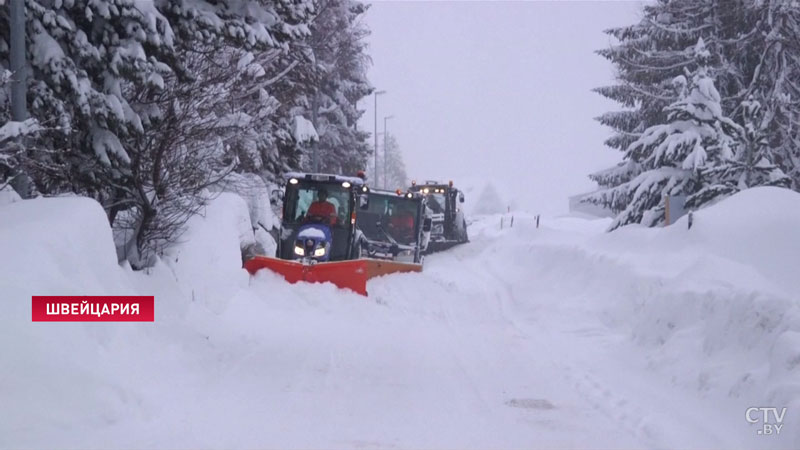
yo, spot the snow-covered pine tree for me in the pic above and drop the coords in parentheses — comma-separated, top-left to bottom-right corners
(0, 0, 180, 197)
(693, 95, 791, 209)
(588, 0, 800, 223)
(210, 0, 372, 182)
(593, 1, 723, 158)
(156, 0, 316, 181)
(263, 0, 373, 178)
(604, 39, 743, 230)
(1, 0, 369, 266)
(739, 1, 800, 190)
(587, 0, 758, 215)
(309, 0, 373, 175)
(0, 69, 42, 195)
(113, 0, 316, 266)
(586, 160, 641, 214)
(589, 1, 703, 214)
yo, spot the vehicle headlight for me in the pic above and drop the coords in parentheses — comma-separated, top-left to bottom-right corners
(313, 246, 327, 257)
(294, 245, 305, 256)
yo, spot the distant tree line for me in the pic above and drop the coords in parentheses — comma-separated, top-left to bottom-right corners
(586, 0, 800, 230)
(0, 0, 375, 266)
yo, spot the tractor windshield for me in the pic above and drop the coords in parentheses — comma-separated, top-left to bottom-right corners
(358, 194, 419, 246)
(283, 183, 350, 228)
(425, 192, 447, 214)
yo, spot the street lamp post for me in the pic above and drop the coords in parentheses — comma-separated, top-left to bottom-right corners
(311, 90, 319, 172)
(9, 0, 26, 122)
(373, 90, 386, 186)
(383, 115, 394, 189)
(9, 0, 31, 199)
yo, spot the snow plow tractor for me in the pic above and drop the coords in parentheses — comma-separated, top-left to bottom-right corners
(243, 172, 423, 295)
(356, 188, 432, 264)
(408, 180, 469, 253)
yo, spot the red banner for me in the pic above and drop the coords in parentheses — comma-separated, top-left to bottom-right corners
(32, 296, 154, 322)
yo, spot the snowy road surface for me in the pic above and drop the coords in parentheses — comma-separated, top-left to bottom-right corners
(2, 190, 798, 448)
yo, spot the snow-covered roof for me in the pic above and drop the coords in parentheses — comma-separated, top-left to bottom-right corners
(284, 172, 365, 186)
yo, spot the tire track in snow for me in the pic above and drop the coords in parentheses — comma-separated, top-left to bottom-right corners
(459, 222, 702, 447)
(418, 226, 647, 446)
(472, 228, 744, 449)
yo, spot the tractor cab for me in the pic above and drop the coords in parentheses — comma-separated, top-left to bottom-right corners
(408, 180, 468, 251)
(244, 172, 425, 296)
(356, 189, 432, 263)
(276, 172, 369, 262)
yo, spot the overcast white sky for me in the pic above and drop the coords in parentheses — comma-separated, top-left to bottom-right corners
(358, 0, 642, 214)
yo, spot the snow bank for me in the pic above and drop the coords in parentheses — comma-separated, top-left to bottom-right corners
(510, 187, 800, 447)
(0, 197, 141, 448)
(0, 193, 264, 448)
(161, 192, 252, 313)
(682, 186, 800, 294)
(0, 197, 130, 297)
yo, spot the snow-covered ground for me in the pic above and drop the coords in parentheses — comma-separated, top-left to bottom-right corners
(1, 187, 798, 449)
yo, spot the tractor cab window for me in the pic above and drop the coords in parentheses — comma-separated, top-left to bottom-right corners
(358, 195, 419, 246)
(284, 183, 350, 227)
(426, 191, 447, 214)
(387, 199, 418, 245)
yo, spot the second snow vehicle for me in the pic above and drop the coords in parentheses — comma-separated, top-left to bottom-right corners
(356, 188, 432, 264)
(408, 180, 469, 252)
(244, 172, 423, 295)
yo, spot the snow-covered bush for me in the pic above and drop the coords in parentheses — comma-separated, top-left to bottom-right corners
(216, 172, 279, 258)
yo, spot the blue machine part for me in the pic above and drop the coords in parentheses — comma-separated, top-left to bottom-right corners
(293, 223, 333, 262)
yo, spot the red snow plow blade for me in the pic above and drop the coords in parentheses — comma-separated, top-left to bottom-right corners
(243, 256, 422, 296)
